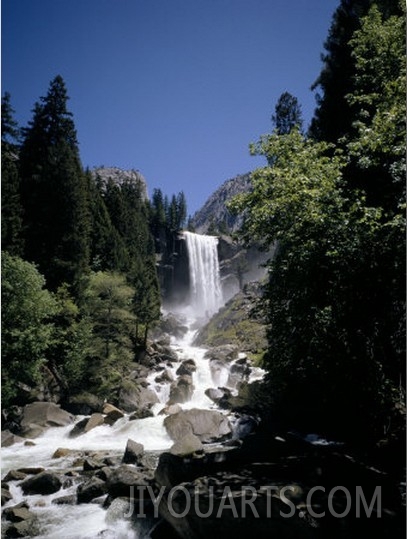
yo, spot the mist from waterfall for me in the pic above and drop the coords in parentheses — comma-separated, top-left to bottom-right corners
(183, 231, 223, 318)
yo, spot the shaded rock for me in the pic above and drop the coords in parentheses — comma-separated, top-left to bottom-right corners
(3, 502, 35, 523)
(83, 458, 105, 472)
(227, 361, 251, 388)
(3, 470, 27, 482)
(107, 465, 154, 499)
(176, 359, 197, 376)
(16, 467, 44, 475)
(168, 375, 194, 405)
(158, 404, 183, 416)
(151, 313, 188, 340)
(155, 370, 174, 384)
(19, 402, 74, 438)
(170, 433, 203, 456)
(205, 387, 232, 405)
(68, 417, 89, 438)
(164, 409, 231, 443)
(158, 472, 316, 539)
(95, 467, 114, 482)
(1, 430, 25, 447)
(129, 408, 154, 420)
(102, 403, 124, 425)
(155, 448, 238, 489)
(84, 413, 105, 432)
(65, 392, 104, 415)
(77, 477, 108, 504)
(20, 471, 62, 495)
(204, 345, 239, 364)
(52, 447, 73, 459)
(1, 484, 13, 506)
(105, 497, 132, 525)
(122, 439, 144, 464)
(52, 494, 76, 505)
(118, 381, 159, 413)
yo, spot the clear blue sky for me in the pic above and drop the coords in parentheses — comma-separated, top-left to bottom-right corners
(2, 0, 339, 215)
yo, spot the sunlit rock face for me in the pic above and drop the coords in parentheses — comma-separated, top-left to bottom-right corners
(191, 172, 252, 234)
(91, 166, 148, 201)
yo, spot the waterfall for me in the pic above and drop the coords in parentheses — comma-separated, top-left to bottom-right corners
(183, 231, 223, 317)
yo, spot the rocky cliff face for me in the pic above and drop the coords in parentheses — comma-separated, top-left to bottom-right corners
(191, 172, 252, 234)
(91, 167, 148, 200)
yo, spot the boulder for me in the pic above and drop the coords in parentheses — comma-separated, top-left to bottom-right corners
(168, 375, 194, 405)
(158, 404, 183, 416)
(1, 484, 13, 506)
(3, 470, 27, 482)
(3, 502, 39, 538)
(128, 409, 154, 420)
(155, 370, 175, 384)
(19, 402, 74, 438)
(204, 345, 239, 364)
(64, 392, 104, 415)
(103, 403, 125, 425)
(52, 447, 73, 459)
(3, 502, 35, 523)
(106, 465, 154, 499)
(52, 494, 76, 505)
(1, 430, 25, 447)
(118, 381, 159, 413)
(77, 477, 108, 504)
(170, 433, 203, 456)
(20, 471, 62, 495)
(205, 387, 232, 405)
(122, 439, 144, 464)
(164, 409, 232, 443)
(69, 413, 105, 437)
(176, 359, 197, 376)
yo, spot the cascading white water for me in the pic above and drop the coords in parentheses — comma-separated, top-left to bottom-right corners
(183, 231, 223, 318)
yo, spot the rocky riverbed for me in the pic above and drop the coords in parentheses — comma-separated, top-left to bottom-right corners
(1, 313, 405, 538)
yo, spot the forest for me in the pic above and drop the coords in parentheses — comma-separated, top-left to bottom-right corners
(1, 75, 188, 407)
(2, 0, 406, 451)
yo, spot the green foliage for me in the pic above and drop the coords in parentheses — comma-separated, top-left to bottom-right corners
(1, 252, 56, 406)
(345, 4, 406, 209)
(47, 284, 91, 394)
(231, 119, 404, 440)
(83, 271, 136, 365)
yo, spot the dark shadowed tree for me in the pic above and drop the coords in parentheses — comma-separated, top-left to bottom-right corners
(19, 76, 90, 295)
(1, 93, 24, 256)
(272, 92, 303, 135)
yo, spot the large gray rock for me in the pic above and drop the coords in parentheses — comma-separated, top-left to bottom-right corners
(70, 413, 105, 438)
(20, 471, 62, 495)
(122, 439, 144, 464)
(107, 465, 154, 499)
(164, 409, 231, 443)
(176, 359, 197, 376)
(77, 477, 107, 504)
(65, 392, 104, 415)
(170, 433, 203, 456)
(168, 375, 194, 405)
(118, 381, 159, 413)
(204, 345, 239, 364)
(19, 402, 74, 438)
(1, 430, 25, 447)
(92, 167, 148, 200)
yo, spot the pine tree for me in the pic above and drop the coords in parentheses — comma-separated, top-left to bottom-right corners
(272, 92, 303, 135)
(1, 93, 24, 256)
(19, 76, 90, 295)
